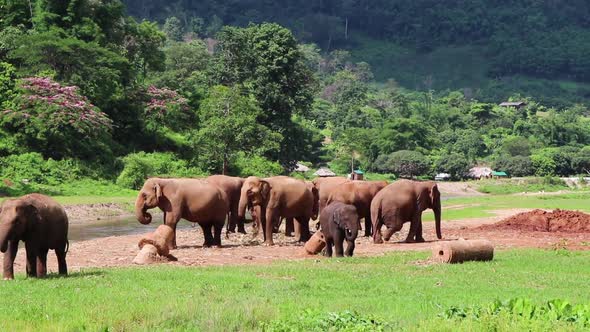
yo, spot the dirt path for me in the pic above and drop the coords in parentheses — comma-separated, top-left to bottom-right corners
(9, 208, 590, 275)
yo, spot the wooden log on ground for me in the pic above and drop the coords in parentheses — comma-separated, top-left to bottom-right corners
(133, 225, 178, 264)
(304, 231, 326, 255)
(432, 239, 494, 264)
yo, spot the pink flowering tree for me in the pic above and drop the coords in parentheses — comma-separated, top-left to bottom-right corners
(144, 85, 192, 132)
(2, 77, 113, 158)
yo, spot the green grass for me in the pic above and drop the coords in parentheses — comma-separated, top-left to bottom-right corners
(0, 250, 589, 331)
(475, 178, 572, 195)
(419, 191, 590, 222)
(0, 179, 137, 205)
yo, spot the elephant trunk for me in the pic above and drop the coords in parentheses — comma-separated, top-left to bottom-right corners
(0, 224, 11, 253)
(434, 199, 442, 239)
(135, 196, 152, 225)
(237, 189, 249, 219)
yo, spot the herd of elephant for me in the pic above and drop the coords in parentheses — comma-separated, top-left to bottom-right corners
(0, 174, 442, 280)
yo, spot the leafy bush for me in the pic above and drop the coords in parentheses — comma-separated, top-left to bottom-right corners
(493, 155, 534, 177)
(116, 152, 206, 189)
(0, 152, 84, 185)
(230, 152, 283, 178)
(442, 298, 590, 328)
(262, 310, 387, 332)
(375, 150, 430, 178)
(435, 153, 472, 180)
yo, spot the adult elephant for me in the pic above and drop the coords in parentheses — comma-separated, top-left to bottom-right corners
(206, 175, 245, 234)
(0, 194, 68, 280)
(370, 179, 442, 244)
(135, 178, 229, 249)
(281, 180, 319, 237)
(238, 176, 315, 246)
(327, 180, 388, 237)
(311, 176, 348, 213)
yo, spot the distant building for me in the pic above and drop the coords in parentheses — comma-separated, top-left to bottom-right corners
(435, 173, 451, 181)
(468, 167, 492, 180)
(499, 101, 526, 109)
(314, 167, 336, 177)
(350, 169, 364, 180)
(293, 163, 310, 173)
(492, 171, 508, 178)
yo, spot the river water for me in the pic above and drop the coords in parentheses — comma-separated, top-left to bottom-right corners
(68, 215, 196, 242)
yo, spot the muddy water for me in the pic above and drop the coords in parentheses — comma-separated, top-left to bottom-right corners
(68, 215, 195, 242)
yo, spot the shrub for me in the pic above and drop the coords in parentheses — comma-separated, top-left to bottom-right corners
(262, 310, 387, 332)
(493, 155, 534, 177)
(230, 152, 283, 178)
(435, 153, 471, 180)
(0, 152, 84, 185)
(375, 150, 430, 178)
(116, 152, 206, 189)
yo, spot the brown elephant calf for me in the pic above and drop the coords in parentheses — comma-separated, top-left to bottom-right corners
(0, 194, 69, 280)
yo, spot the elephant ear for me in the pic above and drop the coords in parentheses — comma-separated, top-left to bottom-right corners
(333, 209, 341, 226)
(260, 180, 272, 203)
(22, 204, 40, 226)
(430, 183, 440, 207)
(155, 182, 163, 200)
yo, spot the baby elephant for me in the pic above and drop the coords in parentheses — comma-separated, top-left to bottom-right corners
(320, 202, 359, 257)
(0, 194, 69, 280)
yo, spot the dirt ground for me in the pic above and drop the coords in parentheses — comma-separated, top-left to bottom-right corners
(8, 208, 590, 275)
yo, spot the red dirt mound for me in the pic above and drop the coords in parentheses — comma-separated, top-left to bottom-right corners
(486, 209, 590, 233)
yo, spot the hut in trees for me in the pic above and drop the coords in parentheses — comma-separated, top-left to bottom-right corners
(314, 167, 336, 177)
(499, 101, 526, 109)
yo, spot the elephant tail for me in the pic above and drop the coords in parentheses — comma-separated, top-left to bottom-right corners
(65, 239, 69, 254)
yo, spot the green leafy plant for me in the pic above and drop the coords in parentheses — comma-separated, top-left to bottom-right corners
(261, 310, 387, 332)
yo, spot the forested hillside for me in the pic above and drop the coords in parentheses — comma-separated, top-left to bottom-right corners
(123, 0, 590, 105)
(1, 0, 590, 196)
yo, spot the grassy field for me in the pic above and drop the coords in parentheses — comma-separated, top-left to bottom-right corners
(421, 192, 590, 222)
(0, 249, 588, 331)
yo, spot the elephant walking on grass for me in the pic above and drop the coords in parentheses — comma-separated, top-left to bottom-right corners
(371, 180, 442, 244)
(0, 194, 69, 280)
(135, 178, 229, 249)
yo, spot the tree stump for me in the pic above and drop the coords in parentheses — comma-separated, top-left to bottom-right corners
(304, 231, 326, 255)
(432, 239, 494, 263)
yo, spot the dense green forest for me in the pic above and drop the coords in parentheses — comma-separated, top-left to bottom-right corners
(1, 0, 590, 195)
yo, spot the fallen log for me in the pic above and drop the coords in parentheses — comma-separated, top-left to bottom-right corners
(133, 225, 178, 265)
(304, 231, 326, 255)
(432, 239, 494, 264)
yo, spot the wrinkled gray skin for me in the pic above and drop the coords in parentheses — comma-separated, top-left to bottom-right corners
(0, 194, 69, 280)
(370, 180, 442, 244)
(320, 202, 359, 257)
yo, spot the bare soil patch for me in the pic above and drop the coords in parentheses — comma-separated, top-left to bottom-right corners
(65, 203, 132, 224)
(436, 182, 485, 197)
(481, 209, 590, 233)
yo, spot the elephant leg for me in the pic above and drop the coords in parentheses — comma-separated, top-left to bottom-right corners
(213, 222, 223, 248)
(324, 238, 333, 257)
(164, 212, 181, 250)
(36, 247, 49, 278)
(364, 215, 372, 237)
(333, 230, 345, 257)
(202, 224, 214, 247)
(285, 217, 294, 237)
(273, 218, 281, 234)
(372, 220, 384, 244)
(264, 209, 277, 246)
(415, 214, 425, 242)
(25, 242, 37, 278)
(344, 239, 355, 257)
(404, 214, 420, 243)
(227, 212, 235, 233)
(296, 217, 311, 242)
(55, 245, 68, 276)
(3, 240, 19, 280)
(236, 207, 246, 234)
